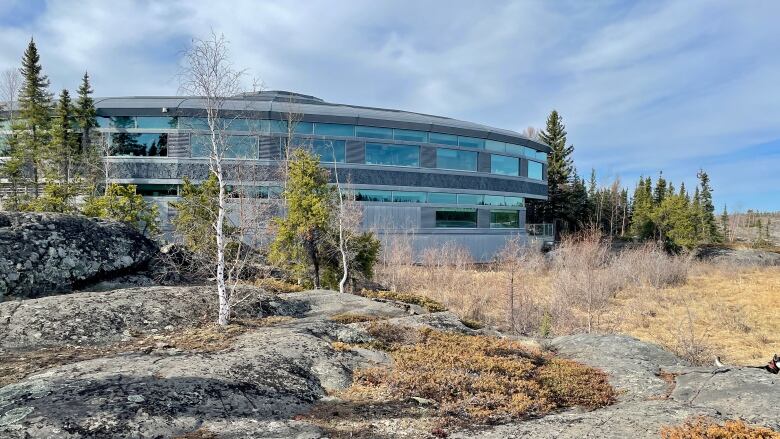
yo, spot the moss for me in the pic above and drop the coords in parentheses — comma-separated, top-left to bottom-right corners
(329, 313, 380, 324)
(661, 418, 780, 439)
(253, 278, 305, 294)
(357, 289, 447, 313)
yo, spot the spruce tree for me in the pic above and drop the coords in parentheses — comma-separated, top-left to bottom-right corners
(538, 110, 574, 235)
(653, 172, 667, 206)
(720, 205, 730, 242)
(49, 89, 78, 182)
(9, 38, 53, 199)
(630, 176, 654, 239)
(696, 169, 719, 243)
(75, 71, 97, 153)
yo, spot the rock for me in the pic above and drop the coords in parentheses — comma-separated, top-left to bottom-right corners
(0, 212, 158, 300)
(697, 246, 780, 266)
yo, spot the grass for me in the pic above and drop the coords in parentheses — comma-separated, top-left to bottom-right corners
(329, 313, 380, 324)
(661, 418, 780, 439)
(252, 277, 305, 293)
(356, 289, 447, 313)
(342, 326, 615, 423)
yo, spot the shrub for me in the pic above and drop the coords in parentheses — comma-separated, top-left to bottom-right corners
(357, 289, 447, 313)
(347, 328, 615, 422)
(82, 183, 159, 235)
(329, 313, 379, 324)
(661, 418, 780, 439)
(253, 278, 305, 294)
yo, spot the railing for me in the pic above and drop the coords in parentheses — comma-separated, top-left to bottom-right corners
(526, 223, 554, 237)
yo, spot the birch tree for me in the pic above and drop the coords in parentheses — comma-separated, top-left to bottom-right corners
(331, 150, 363, 293)
(179, 32, 245, 326)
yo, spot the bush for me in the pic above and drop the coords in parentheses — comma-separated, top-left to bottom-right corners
(661, 418, 780, 439)
(329, 313, 379, 324)
(347, 327, 615, 422)
(252, 278, 305, 294)
(357, 289, 447, 313)
(82, 183, 159, 235)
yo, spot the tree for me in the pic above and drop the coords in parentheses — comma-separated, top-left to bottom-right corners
(630, 176, 654, 239)
(696, 169, 719, 243)
(48, 89, 78, 186)
(169, 176, 234, 256)
(720, 205, 730, 243)
(74, 72, 97, 154)
(179, 31, 246, 326)
(331, 154, 364, 293)
(82, 183, 159, 235)
(9, 38, 53, 199)
(653, 172, 667, 206)
(270, 148, 333, 288)
(538, 110, 574, 235)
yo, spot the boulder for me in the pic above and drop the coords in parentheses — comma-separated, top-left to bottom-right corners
(697, 246, 780, 266)
(0, 212, 158, 300)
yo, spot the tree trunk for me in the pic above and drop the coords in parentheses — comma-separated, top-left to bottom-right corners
(215, 152, 229, 326)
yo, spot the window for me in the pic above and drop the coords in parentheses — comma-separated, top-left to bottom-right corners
(314, 123, 354, 137)
(436, 148, 477, 172)
(523, 146, 537, 158)
(505, 196, 525, 207)
(110, 133, 168, 156)
(435, 209, 477, 228)
(427, 192, 457, 204)
(311, 139, 345, 163)
(355, 190, 392, 202)
(483, 195, 505, 206)
(270, 120, 313, 134)
(191, 135, 258, 159)
(505, 144, 523, 156)
(491, 155, 519, 176)
(135, 184, 178, 197)
(392, 191, 426, 203)
(528, 161, 544, 180)
(136, 117, 177, 129)
(227, 185, 282, 199)
(485, 140, 505, 152)
(458, 136, 485, 149)
(365, 143, 419, 167)
(0, 135, 8, 156)
(178, 117, 209, 130)
(536, 151, 547, 161)
(490, 210, 520, 228)
(457, 193, 484, 205)
(429, 132, 458, 146)
(394, 129, 428, 142)
(355, 125, 393, 139)
(97, 116, 110, 128)
(109, 116, 136, 129)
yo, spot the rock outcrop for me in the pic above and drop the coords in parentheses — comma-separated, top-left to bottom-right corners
(0, 213, 158, 300)
(697, 246, 780, 266)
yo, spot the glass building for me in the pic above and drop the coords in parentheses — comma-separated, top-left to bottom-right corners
(0, 90, 551, 260)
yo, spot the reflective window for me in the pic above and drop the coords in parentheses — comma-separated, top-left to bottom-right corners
(491, 155, 519, 176)
(271, 120, 313, 134)
(435, 209, 477, 228)
(179, 117, 210, 130)
(483, 195, 505, 206)
(523, 146, 537, 158)
(355, 190, 392, 202)
(528, 161, 544, 180)
(135, 184, 178, 197)
(429, 132, 458, 146)
(355, 125, 393, 139)
(310, 139, 346, 163)
(490, 210, 520, 228)
(427, 192, 457, 204)
(192, 135, 258, 159)
(485, 140, 505, 152)
(536, 151, 547, 161)
(314, 123, 354, 137)
(436, 148, 477, 172)
(505, 144, 524, 156)
(392, 191, 426, 203)
(505, 196, 525, 207)
(365, 143, 419, 167)
(394, 129, 428, 142)
(0, 135, 8, 156)
(109, 116, 136, 129)
(97, 116, 111, 128)
(136, 117, 177, 129)
(227, 185, 282, 199)
(457, 193, 484, 205)
(110, 133, 167, 156)
(458, 136, 485, 149)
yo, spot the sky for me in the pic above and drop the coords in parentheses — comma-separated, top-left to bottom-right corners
(1, 0, 778, 212)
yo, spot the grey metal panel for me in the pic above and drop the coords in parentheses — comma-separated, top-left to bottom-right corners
(363, 205, 420, 230)
(421, 146, 436, 168)
(478, 209, 491, 228)
(520, 159, 528, 178)
(346, 140, 364, 164)
(542, 163, 548, 181)
(420, 207, 436, 228)
(477, 152, 491, 173)
(398, 232, 526, 263)
(166, 133, 189, 158)
(259, 136, 279, 160)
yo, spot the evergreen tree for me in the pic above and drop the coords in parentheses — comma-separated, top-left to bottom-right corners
(7, 38, 53, 199)
(49, 89, 78, 183)
(653, 172, 667, 206)
(630, 176, 654, 239)
(74, 71, 97, 153)
(696, 169, 719, 243)
(720, 204, 730, 242)
(538, 110, 574, 235)
(568, 171, 590, 230)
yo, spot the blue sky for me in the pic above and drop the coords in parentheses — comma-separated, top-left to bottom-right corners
(1, 0, 778, 211)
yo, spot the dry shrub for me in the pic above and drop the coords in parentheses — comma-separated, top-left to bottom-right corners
(356, 289, 447, 313)
(252, 277, 305, 293)
(173, 427, 218, 439)
(667, 304, 714, 366)
(497, 235, 548, 335)
(329, 313, 380, 324)
(661, 418, 780, 439)
(616, 243, 690, 289)
(347, 328, 615, 422)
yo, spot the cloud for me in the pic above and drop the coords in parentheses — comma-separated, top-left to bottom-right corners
(0, 0, 777, 210)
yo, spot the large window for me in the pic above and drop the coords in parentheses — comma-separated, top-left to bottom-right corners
(314, 123, 354, 137)
(355, 125, 393, 139)
(394, 129, 428, 142)
(355, 190, 392, 202)
(392, 191, 426, 203)
(365, 143, 419, 167)
(191, 135, 258, 159)
(528, 161, 544, 180)
(135, 184, 178, 197)
(490, 155, 519, 176)
(458, 136, 485, 149)
(427, 192, 457, 204)
(136, 117, 177, 129)
(457, 193, 484, 205)
(310, 139, 346, 163)
(490, 210, 520, 228)
(429, 132, 458, 146)
(110, 133, 168, 156)
(485, 140, 505, 152)
(271, 120, 313, 134)
(435, 209, 477, 228)
(436, 148, 477, 172)
(106, 116, 136, 129)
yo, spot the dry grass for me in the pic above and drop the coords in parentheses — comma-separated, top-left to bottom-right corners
(173, 427, 219, 439)
(661, 418, 780, 438)
(356, 289, 447, 313)
(251, 277, 306, 293)
(343, 326, 615, 423)
(329, 313, 380, 324)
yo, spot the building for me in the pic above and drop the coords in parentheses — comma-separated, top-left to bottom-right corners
(3, 90, 552, 260)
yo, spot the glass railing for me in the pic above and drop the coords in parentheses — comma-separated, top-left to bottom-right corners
(526, 223, 554, 237)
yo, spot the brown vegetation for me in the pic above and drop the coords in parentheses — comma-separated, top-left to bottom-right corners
(329, 313, 380, 324)
(356, 289, 447, 313)
(661, 418, 780, 439)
